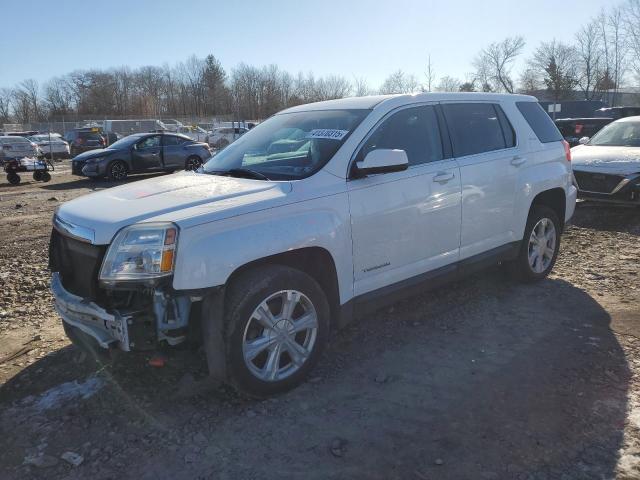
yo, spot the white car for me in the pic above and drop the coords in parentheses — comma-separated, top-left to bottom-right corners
(205, 126, 248, 148)
(50, 93, 576, 396)
(0, 136, 40, 162)
(28, 134, 70, 159)
(175, 126, 208, 143)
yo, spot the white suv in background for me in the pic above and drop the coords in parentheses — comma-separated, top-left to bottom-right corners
(50, 93, 576, 396)
(205, 126, 248, 149)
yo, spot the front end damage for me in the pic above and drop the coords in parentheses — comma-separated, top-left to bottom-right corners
(49, 227, 200, 354)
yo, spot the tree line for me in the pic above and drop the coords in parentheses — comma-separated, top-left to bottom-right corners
(2, 0, 640, 126)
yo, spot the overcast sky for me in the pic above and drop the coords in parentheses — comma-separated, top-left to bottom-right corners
(1, 0, 616, 89)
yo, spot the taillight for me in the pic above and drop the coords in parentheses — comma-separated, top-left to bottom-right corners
(562, 140, 571, 162)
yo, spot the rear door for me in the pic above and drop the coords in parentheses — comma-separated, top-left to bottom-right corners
(442, 102, 520, 259)
(161, 135, 189, 168)
(132, 135, 162, 171)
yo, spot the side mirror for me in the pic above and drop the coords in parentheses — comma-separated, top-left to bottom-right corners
(355, 149, 409, 176)
(578, 136, 590, 145)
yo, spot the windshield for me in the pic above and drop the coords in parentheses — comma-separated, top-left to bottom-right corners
(202, 109, 370, 180)
(588, 121, 640, 147)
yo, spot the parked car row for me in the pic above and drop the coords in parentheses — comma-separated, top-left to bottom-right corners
(71, 132, 211, 180)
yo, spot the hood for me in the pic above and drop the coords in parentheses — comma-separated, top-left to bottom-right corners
(571, 145, 640, 175)
(73, 148, 112, 160)
(56, 172, 292, 244)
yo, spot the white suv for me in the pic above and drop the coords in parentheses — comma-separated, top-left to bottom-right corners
(49, 93, 577, 396)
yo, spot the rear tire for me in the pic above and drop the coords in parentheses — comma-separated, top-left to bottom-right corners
(107, 160, 127, 181)
(508, 205, 561, 282)
(222, 265, 330, 397)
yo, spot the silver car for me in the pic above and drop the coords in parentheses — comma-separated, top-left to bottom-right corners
(0, 136, 40, 162)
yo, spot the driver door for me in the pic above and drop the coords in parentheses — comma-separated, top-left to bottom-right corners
(132, 135, 162, 171)
(348, 104, 462, 297)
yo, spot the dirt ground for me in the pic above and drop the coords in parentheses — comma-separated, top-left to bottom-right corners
(0, 163, 639, 480)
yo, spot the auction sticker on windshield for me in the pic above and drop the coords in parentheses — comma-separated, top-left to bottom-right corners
(307, 129, 349, 140)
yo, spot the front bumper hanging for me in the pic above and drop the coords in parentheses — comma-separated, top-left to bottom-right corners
(51, 272, 131, 351)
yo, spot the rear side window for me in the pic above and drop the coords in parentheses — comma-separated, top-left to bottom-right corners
(516, 102, 562, 143)
(442, 103, 507, 157)
(358, 105, 444, 166)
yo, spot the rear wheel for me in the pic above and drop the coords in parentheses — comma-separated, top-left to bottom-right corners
(508, 205, 561, 282)
(185, 155, 202, 171)
(222, 265, 330, 397)
(107, 160, 127, 181)
(7, 173, 20, 185)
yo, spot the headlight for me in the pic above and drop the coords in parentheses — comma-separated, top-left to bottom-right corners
(99, 223, 178, 283)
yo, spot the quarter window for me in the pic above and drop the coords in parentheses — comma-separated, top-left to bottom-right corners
(516, 101, 562, 143)
(442, 103, 507, 157)
(358, 105, 444, 166)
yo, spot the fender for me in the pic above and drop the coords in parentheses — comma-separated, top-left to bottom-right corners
(172, 192, 354, 303)
(513, 157, 574, 240)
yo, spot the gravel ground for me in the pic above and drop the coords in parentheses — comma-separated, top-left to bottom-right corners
(0, 163, 639, 479)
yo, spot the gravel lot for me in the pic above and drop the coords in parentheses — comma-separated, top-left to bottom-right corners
(0, 163, 639, 479)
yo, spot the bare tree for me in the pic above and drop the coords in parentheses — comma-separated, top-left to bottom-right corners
(0, 88, 12, 123)
(424, 55, 435, 92)
(600, 6, 627, 105)
(379, 70, 418, 94)
(473, 36, 525, 93)
(435, 76, 461, 92)
(624, 0, 640, 84)
(575, 19, 604, 100)
(352, 76, 371, 97)
(518, 67, 541, 94)
(529, 40, 579, 117)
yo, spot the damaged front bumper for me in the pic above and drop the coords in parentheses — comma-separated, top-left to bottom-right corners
(51, 272, 132, 350)
(51, 272, 196, 352)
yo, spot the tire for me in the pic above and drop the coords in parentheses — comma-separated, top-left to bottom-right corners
(33, 170, 43, 181)
(107, 160, 127, 181)
(7, 173, 20, 185)
(185, 156, 202, 171)
(223, 265, 330, 397)
(508, 205, 561, 282)
(41, 171, 51, 182)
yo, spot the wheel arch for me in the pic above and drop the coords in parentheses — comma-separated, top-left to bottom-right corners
(529, 187, 566, 231)
(225, 247, 341, 328)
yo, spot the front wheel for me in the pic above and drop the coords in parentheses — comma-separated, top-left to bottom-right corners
(222, 265, 330, 397)
(185, 156, 202, 171)
(7, 172, 20, 185)
(107, 160, 127, 181)
(508, 205, 561, 282)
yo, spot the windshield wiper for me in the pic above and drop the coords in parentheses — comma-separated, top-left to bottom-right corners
(218, 168, 270, 180)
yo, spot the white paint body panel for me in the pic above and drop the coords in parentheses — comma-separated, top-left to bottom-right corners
(55, 92, 576, 307)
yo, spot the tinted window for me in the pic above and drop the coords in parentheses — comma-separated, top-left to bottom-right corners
(516, 102, 563, 143)
(443, 103, 506, 157)
(137, 135, 160, 149)
(495, 106, 516, 148)
(162, 135, 183, 146)
(359, 105, 443, 166)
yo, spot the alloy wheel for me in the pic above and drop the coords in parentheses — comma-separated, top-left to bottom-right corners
(527, 217, 556, 274)
(242, 290, 318, 382)
(110, 162, 126, 180)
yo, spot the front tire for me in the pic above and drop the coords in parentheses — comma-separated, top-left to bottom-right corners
(223, 265, 330, 397)
(107, 160, 127, 181)
(185, 155, 202, 171)
(508, 205, 561, 282)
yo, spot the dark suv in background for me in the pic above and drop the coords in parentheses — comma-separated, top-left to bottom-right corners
(554, 117, 613, 147)
(64, 128, 106, 157)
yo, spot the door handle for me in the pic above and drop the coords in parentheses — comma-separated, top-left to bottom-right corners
(511, 156, 526, 166)
(433, 171, 455, 183)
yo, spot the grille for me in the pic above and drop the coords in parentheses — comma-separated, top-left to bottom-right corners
(49, 228, 106, 300)
(573, 171, 625, 194)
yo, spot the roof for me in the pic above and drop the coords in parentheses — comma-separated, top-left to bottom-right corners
(279, 92, 537, 114)
(614, 115, 640, 122)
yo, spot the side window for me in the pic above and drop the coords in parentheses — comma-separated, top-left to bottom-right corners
(495, 105, 516, 148)
(442, 103, 506, 157)
(516, 102, 563, 143)
(162, 135, 181, 146)
(358, 105, 443, 166)
(137, 135, 160, 149)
